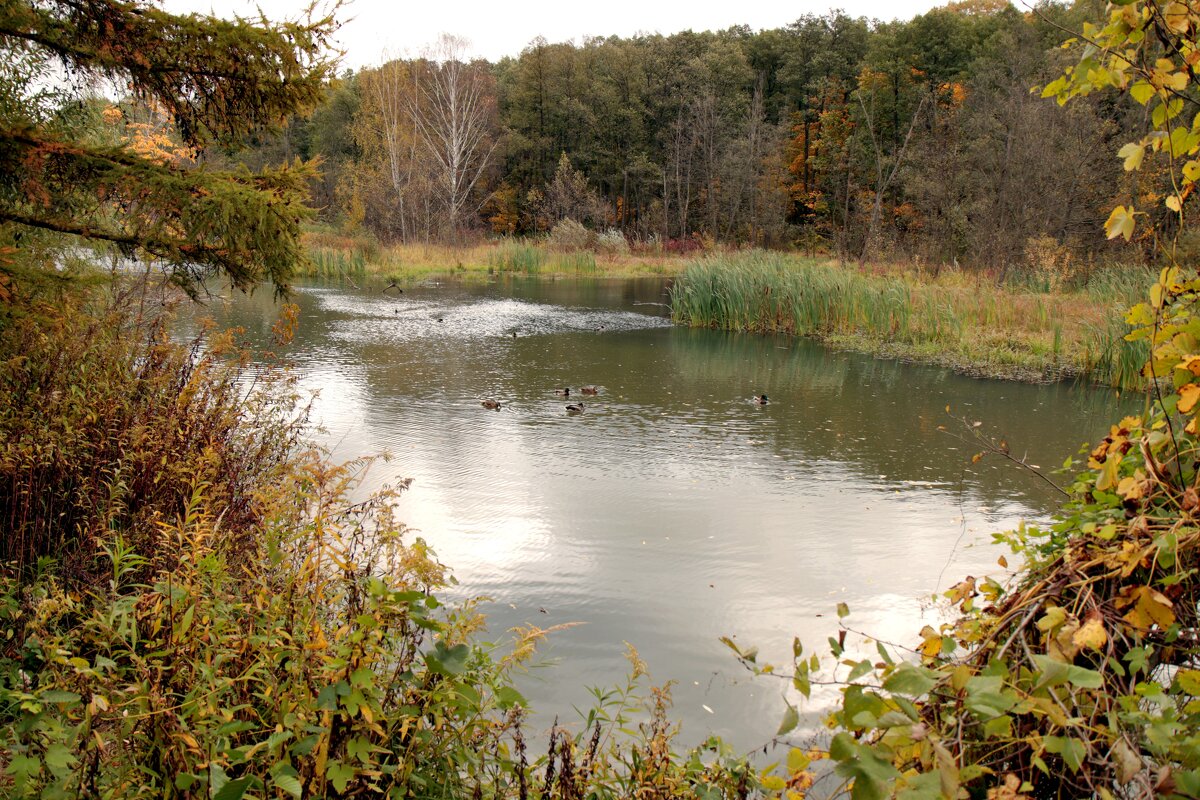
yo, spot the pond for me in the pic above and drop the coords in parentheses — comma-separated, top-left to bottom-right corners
(202, 276, 1136, 752)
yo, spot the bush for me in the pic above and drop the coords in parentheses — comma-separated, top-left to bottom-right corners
(547, 219, 593, 252)
(594, 229, 630, 256)
(0, 288, 306, 584)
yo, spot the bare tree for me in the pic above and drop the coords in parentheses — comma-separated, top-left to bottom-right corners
(856, 72, 929, 263)
(367, 59, 418, 241)
(406, 34, 499, 240)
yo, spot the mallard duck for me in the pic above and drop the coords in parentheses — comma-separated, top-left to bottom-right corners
(481, 399, 501, 410)
(753, 394, 769, 405)
(565, 403, 585, 414)
(554, 387, 570, 396)
(580, 386, 599, 395)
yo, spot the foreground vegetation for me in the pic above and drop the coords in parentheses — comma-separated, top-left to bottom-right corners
(0, 292, 757, 799)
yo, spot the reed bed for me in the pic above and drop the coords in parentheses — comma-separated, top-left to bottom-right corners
(670, 251, 1151, 388)
(297, 229, 682, 280)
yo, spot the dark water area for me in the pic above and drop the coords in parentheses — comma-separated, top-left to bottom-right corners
(198, 275, 1139, 752)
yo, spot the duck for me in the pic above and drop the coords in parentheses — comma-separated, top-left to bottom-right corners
(481, 399, 502, 410)
(565, 403, 585, 414)
(753, 394, 769, 405)
(554, 387, 571, 396)
(580, 385, 599, 395)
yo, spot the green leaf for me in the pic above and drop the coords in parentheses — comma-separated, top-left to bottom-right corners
(787, 747, 812, 772)
(895, 770, 944, 800)
(327, 761, 355, 794)
(43, 743, 75, 774)
(1031, 654, 1071, 689)
(6, 754, 40, 783)
(1177, 669, 1200, 695)
(793, 662, 812, 698)
(1043, 736, 1087, 772)
(1066, 665, 1103, 689)
(425, 642, 470, 676)
(832, 733, 901, 800)
(837, 602, 850, 618)
(40, 689, 80, 703)
(273, 774, 302, 799)
(213, 776, 256, 800)
(495, 686, 526, 710)
(964, 675, 1015, 718)
(777, 704, 800, 735)
(882, 663, 937, 698)
(847, 659, 874, 682)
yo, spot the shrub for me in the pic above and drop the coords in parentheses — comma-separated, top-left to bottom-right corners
(0, 288, 306, 584)
(547, 219, 593, 252)
(594, 229, 630, 256)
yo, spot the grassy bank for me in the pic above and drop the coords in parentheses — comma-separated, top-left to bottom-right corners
(300, 230, 1150, 388)
(300, 229, 685, 281)
(669, 252, 1150, 389)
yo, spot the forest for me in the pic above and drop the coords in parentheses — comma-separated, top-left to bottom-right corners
(235, 0, 1158, 277)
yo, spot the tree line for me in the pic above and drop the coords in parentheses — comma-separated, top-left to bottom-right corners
(230, 0, 1165, 275)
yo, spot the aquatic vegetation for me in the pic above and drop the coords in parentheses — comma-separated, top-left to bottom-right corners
(670, 252, 1150, 388)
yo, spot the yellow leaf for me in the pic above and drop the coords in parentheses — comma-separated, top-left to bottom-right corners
(1037, 606, 1068, 633)
(1168, 194, 1183, 212)
(1105, 205, 1136, 241)
(1072, 614, 1108, 651)
(1165, 2, 1191, 33)
(1180, 383, 1200, 413)
(1050, 619, 1081, 661)
(919, 625, 943, 658)
(997, 554, 1009, 568)
(1179, 355, 1200, 376)
(1118, 142, 1145, 171)
(1118, 586, 1176, 630)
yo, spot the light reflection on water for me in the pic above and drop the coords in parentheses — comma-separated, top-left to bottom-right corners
(201, 277, 1136, 752)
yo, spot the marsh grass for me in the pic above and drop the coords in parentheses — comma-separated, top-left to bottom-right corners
(670, 252, 1150, 388)
(297, 228, 680, 281)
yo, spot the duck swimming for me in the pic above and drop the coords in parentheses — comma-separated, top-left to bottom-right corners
(554, 387, 570, 396)
(580, 386, 599, 395)
(481, 399, 502, 410)
(753, 394, 769, 405)
(565, 403, 585, 414)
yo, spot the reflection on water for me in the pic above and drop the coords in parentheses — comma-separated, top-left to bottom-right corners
(198, 276, 1137, 751)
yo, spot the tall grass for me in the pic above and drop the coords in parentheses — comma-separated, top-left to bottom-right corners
(303, 246, 369, 279)
(488, 240, 545, 273)
(670, 252, 1150, 388)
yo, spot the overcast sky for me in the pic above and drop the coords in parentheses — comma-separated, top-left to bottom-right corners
(163, 0, 950, 69)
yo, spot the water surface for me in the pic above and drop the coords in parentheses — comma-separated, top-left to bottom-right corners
(203, 276, 1135, 751)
